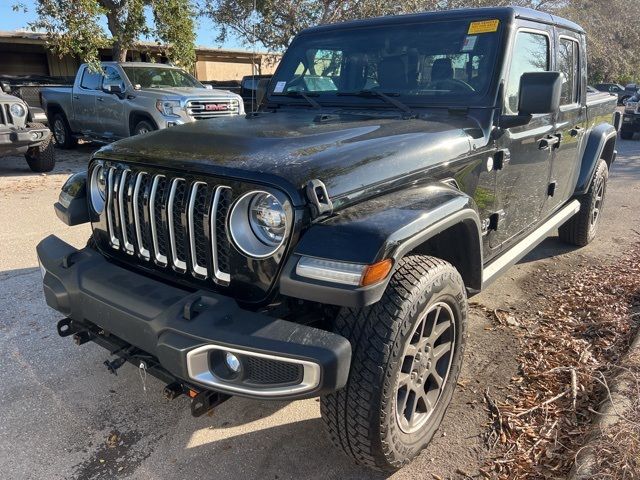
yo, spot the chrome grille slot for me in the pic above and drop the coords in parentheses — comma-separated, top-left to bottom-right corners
(104, 165, 236, 284)
(150, 175, 168, 265)
(106, 167, 121, 249)
(2, 104, 13, 126)
(118, 169, 135, 255)
(188, 181, 208, 277)
(212, 186, 232, 284)
(133, 172, 150, 260)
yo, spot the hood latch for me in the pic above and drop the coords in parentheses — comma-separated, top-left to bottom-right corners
(305, 179, 333, 218)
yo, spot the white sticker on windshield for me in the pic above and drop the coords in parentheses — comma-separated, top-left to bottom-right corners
(274, 81, 286, 93)
(462, 35, 478, 52)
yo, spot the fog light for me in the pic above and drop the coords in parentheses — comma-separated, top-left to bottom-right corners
(225, 352, 241, 373)
(31, 132, 38, 141)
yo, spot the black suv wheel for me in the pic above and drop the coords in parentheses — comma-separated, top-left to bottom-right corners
(559, 158, 609, 246)
(321, 255, 467, 471)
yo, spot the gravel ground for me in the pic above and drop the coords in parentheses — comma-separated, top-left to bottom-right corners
(0, 136, 638, 480)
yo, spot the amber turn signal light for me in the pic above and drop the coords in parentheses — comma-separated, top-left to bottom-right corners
(361, 259, 394, 286)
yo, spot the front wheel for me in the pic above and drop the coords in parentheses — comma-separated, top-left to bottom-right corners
(25, 124, 56, 172)
(321, 256, 467, 471)
(132, 119, 156, 136)
(559, 158, 609, 247)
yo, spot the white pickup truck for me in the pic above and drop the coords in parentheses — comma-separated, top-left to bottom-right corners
(41, 62, 244, 148)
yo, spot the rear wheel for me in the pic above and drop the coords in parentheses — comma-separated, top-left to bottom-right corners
(321, 255, 467, 471)
(51, 113, 77, 149)
(25, 123, 56, 172)
(559, 158, 608, 247)
(132, 119, 155, 136)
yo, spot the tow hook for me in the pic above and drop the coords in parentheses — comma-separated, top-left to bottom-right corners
(103, 357, 126, 375)
(190, 390, 231, 418)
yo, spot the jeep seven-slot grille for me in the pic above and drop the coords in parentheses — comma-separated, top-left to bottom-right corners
(105, 166, 233, 284)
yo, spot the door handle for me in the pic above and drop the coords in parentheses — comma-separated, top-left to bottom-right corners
(97, 97, 104, 102)
(569, 126, 584, 137)
(538, 134, 561, 150)
(73, 95, 79, 100)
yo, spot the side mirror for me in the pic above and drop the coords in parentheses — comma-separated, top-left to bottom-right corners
(103, 84, 123, 95)
(500, 71, 562, 129)
(204, 84, 213, 90)
(255, 78, 271, 108)
(1, 81, 11, 94)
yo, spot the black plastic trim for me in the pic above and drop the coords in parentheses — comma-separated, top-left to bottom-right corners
(36, 235, 351, 400)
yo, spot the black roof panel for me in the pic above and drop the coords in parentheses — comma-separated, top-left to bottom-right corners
(300, 7, 584, 35)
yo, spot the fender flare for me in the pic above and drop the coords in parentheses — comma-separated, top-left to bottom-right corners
(128, 110, 158, 134)
(279, 184, 483, 308)
(575, 123, 617, 195)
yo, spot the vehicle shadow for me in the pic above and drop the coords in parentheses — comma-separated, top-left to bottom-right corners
(0, 142, 98, 177)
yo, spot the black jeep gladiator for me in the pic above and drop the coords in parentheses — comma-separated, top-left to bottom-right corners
(38, 7, 619, 471)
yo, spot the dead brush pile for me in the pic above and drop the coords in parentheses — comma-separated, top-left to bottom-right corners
(480, 243, 640, 479)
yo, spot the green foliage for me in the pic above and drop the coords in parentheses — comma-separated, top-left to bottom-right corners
(200, 0, 640, 84)
(27, 0, 197, 70)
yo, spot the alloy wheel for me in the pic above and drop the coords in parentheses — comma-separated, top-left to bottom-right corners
(395, 301, 456, 434)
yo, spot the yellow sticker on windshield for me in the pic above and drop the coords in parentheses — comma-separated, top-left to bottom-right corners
(468, 19, 500, 34)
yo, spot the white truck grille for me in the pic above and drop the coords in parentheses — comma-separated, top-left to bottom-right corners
(186, 98, 240, 120)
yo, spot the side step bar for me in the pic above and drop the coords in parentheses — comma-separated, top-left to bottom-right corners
(482, 200, 580, 288)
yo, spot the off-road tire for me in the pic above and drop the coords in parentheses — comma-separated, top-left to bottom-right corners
(559, 158, 609, 247)
(620, 130, 634, 140)
(51, 113, 77, 149)
(321, 255, 467, 472)
(25, 124, 56, 172)
(133, 120, 155, 136)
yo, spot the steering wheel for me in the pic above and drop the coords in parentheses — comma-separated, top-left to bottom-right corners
(426, 78, 475, 92)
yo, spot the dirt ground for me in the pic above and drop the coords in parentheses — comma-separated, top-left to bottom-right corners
(0, 136, 638, 480)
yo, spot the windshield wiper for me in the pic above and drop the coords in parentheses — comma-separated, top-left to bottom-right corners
(273, 91, 322, 109)
(336, 90, 414, 116)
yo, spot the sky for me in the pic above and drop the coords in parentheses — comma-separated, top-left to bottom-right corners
(0, 0, 250, 51)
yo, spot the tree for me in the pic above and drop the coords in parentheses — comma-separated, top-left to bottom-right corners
(199, 0, 554, 52)
(558, 0, 640, 83)
(27, 0, 197, 70)
(201, 0, 640, 83)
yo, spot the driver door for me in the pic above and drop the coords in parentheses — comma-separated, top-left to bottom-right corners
(96, 66, 128, 139)
(491, 24, 555, 250)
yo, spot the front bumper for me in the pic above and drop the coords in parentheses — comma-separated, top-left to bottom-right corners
(0, 125, 51, 154)
(36, 235, 351, 400)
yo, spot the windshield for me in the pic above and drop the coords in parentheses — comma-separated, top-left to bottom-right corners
(269, 18, 502, 106)
(122, 66, 202, 89)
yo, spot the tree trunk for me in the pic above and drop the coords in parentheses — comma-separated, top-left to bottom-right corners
(112, 41, 128, 62)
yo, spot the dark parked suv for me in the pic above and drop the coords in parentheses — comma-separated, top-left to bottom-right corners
(38, 7, 618, 471)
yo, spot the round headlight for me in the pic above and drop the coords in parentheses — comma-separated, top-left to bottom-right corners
(10, 103, 26, 118)
(90, 165, 108, 213)
(249, 193, 287, 246)
(229, 191, 288, 258)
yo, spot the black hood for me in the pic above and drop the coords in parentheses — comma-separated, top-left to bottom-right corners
(98, 110, 478, 209)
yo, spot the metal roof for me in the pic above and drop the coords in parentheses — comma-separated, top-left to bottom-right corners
(301, 7, 584, 35)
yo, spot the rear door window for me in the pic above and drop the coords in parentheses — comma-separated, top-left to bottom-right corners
(558, 37, 580, 105)
(80, 67, 102, 90)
